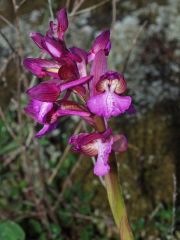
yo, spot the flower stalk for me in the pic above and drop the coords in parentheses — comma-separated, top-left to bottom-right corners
(105, 154, 134, 240)
(95, 116, 134, 240)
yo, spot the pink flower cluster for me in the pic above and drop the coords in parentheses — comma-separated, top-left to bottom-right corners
(24, 8, 133, 176)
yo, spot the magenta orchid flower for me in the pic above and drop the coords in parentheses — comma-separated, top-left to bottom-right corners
(87, 69, 131, 119)
(24, 99, 57, 137)
(24, 7, 133, 177)
(69, 129, 112, 176)
(70, 47, 88, 77)
(69, 129, 128, 176)
(87, 49, 131, 119)
(47, 8, 68, 40)
(25, 98, 90, 137)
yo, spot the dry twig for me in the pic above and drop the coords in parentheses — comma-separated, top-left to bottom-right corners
(0, 107, 17, 141)
(0, 30, 18, 55)
(111, 0, 117, 29)
(0, 14, 16, 30)
(48, 0, 54, 20)
(71, 0, 85, 16)
(122, 21, 147, 73)
(48, 120, 83, 184)
(53, 154, 84, 210)
(70, 0, 111, 16)
(171, 174, 177, 234)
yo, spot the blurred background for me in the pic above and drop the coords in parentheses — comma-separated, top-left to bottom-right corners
(0, 0, 180, 239)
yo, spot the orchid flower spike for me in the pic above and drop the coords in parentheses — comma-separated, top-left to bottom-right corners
(23, 7, 135, 238)
(24, 7, 134, 178)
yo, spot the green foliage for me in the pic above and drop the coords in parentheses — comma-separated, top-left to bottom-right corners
(79, 225, 94, 240)
(132, 218, 145, 239)
(0, 221, 25, 240)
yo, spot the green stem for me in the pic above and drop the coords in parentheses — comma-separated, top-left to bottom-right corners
(94, 116, 134, 240)
(105, 152, 134, 240)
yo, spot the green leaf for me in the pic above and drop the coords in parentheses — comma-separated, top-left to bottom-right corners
(50, 223, 61, 237)
(0, 220, 25, 240)
(29, 219, 42, 234)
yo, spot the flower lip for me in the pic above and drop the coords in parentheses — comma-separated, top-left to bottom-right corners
(87, 91, 132, 119)
(93, 139, 112, 176)
(96, 71, 127, 94)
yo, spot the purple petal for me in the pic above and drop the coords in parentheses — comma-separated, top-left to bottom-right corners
(30, 32, 44, 49)
(93, 161, 110, 176)
(24, 99, 53, 124)
(57, 8, 68, 40)
(90, 50, 107, 96)
(73, 85, 86, 98)
(42, 37, 67, 58)
(88, 30, 111, 62)
(101, 128, 113, 140)
(56, 100, 90, 117)
(46, 21, 56, 38)
(27, 80, 60, 102)
(93, 140, 112, 176)
(23, 58, 60, 78)
(105, 41, 111, 56)
(112, 134, 128, 152)
(87, 92, 132, 119)
(57, 109, 90, 117)
(69, 133, 89, 152)
(60, 76, 92, 92)
(92, 30, 110, 52)
(70, 47, 88, 77)
(126, 103, 136, 115)
(58, 59, 79, 80)
(35, 122, 58, 138)
(67, 52, 82, 62)
(70, 47, 88, 63)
